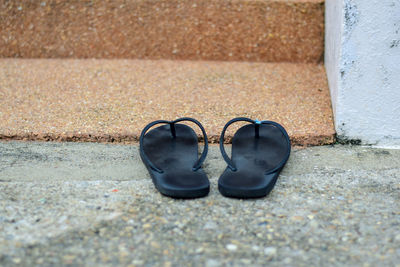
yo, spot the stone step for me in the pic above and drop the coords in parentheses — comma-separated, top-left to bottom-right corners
(0, 0, 324, 63)
(0, 59, 335, 145)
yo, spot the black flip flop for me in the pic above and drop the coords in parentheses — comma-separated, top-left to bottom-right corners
(218, 117, 291, 198)
(139, 117, 210, 198)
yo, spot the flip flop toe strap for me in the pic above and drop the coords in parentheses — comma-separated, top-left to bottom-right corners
(219, 117, 291, 174)
(140, 117, 209, 173)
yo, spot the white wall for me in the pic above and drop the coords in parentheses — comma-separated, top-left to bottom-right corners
(326, 0, 400, 146)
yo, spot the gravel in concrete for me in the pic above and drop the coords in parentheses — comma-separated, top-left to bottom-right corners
(0, 59, 334, 146)
(0, 0, 324, 63)
(0, 142, 399, 266)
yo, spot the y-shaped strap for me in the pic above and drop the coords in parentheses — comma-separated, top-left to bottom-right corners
(139, 117, 209, 173)
(219, 117, 291, 174)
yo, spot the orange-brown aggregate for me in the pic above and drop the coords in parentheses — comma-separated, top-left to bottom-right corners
(0, 0, 324, 63)
(0, 59, 335, 146)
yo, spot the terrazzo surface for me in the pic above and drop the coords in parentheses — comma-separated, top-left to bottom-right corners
(0, 59, 335, 145)
(0, 0, 324, 62)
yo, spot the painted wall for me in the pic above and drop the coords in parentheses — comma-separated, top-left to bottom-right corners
(326, 0, 400, 146)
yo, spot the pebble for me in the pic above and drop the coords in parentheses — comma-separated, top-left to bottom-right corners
(131, 259, 144, 265)
(292, 216, 304, 221)
(394, 234, 400, 242)
(264, 247, 277, 257)
(310, 220, 319, 228)
(142, 223, 151, 230)
(283, 258, 293, 264)
(226, 244, 238, 251)
(204, 221, 218, 230)
(62, 255, 76, 263)
(241, 259, 252, 264)
(196, 247, 204, 254)
(206, 259, 221, 267)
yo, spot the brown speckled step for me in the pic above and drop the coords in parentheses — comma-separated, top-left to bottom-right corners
(0, 59, 334, 145)
(0, 0, 324, 63)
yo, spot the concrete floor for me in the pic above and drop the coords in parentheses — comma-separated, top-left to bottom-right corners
(0, 142, 399, 266)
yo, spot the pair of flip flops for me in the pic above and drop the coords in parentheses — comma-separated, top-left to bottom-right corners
(140, 117, 291, 199)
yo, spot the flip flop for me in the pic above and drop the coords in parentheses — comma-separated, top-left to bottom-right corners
(218, 117, 291, 198)
(139, 117, 210, 198)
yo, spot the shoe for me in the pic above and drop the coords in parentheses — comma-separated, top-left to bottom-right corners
(139, 117, 210, 198)
(218, 117, 291, 198)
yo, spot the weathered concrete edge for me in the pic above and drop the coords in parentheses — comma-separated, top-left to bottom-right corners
(0, 132, 336, 146)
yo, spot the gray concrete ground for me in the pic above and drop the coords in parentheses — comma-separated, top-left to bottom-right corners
(0, 142, 399, 267)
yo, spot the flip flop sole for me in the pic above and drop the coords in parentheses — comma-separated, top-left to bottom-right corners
(141, 123, 210, 199)
(218, 169, 281, 198)
(218, 123, 290, 198)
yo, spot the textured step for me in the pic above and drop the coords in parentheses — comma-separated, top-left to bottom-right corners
(0, 59, 334, 145)
(0, 0, 324, 63)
